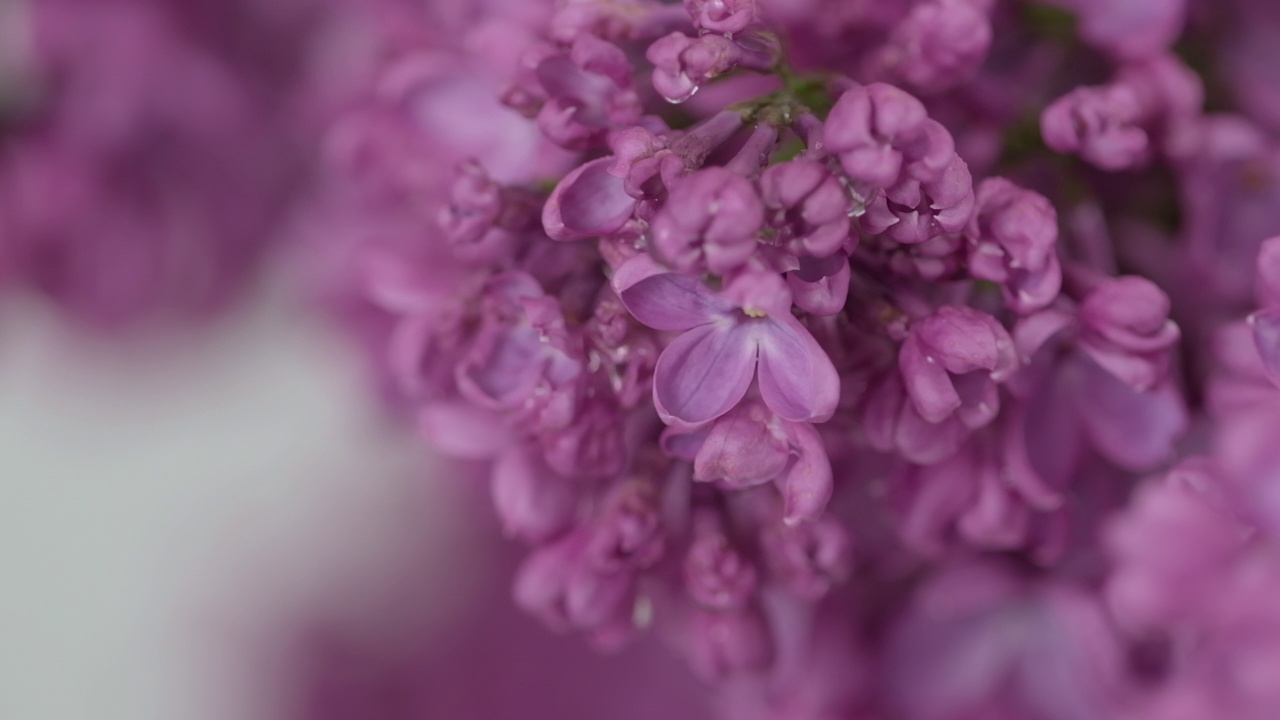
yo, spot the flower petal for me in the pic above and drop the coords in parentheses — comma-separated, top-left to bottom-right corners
(653, 322, 756, 427)
(492, 445, 578, 543)
(456, 324, 546, 409)
(755, 315, 841, 423)
(1074, 355, 1188, 471)
(694, 403, 790, 487)
(899, 332, 962, 423)
(542, 157, 637, 241)
(1249, 307, 1280, 384)
(612, 254, 727, 331)
(418, 402, 509, 459)
(779, 421, 834, 523)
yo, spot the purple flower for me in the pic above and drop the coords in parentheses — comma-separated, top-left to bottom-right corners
(684, 401, 793, 486)
(525, 35, 644, 149)
(899, 306, 1017, 428)
(761, 515, 853, 599)
(965, 177, 1062, 314)
(683, 0, 759, 35)
(665, 399, 836, 522)
(492, 443, 579, 542)
(685, 513, 759, 609)
(1248, 236, 1280, 382)
(1105, 460, 1250, 631)
(1053, 0, 1187, 60)
(585, 478, 667, 570)
(863, 365, 972, 464)
(455, 272, 584, 430)
(307, 0, 1280, 715)
(893, 423, 1065, 556)
(1013, 306, 1189, 473)
(645, 31, 779, 104)
(542, 111, 745, 240)
(759, 159, 854, 258)
(867, 231, 969, 281)
(823, 83, 956, 189)
(436, 159, 542, 263)
(646, 32, 740, 103)
(1078, 276, 1180, 392)
(542, 157, 641, 241)
(541, 394, 628, 478)
(650, 166, 765, 273)
(1178, 117, 1280, 308)
(613, 255, 841, 427)
(683, 604, 775, 682)
(549, 0, 688, 44)
(787, 253, 852, 317)
(884, 562, 1123, 720)
(877, 0, 993, 93)
(861, 154, 976, 244)
(1041, 84, 1150, 171)
(513, 531, 639, 644)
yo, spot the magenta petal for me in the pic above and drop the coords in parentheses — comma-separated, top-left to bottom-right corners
(779, 421, 834, 523)
(1013, 308, 1076, 361)
(1074, 356, 1188, 471)
(492, 445, 577, 543)
(612, 254, 728, 331)
(899, 332, 962, 423)
(896, 404, 968, 465)
(694, 405, 790, 486)
(896, 457, 975, 555)
(360, 247, 461, 314)
(1250, 307, 1280, 383)
(456, 325, 546, 409)
(418, 402, 509, 459)
(755, 314, 841, 423)
(788, 260, 851, 317)
(654, 322, 757, 427)
(542, 157, 638, 241)
(661, 426, 710, 461)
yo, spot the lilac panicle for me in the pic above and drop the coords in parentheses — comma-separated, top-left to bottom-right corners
(305, 0, 1280, 718)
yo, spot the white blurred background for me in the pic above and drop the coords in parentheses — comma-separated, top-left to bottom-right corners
(0, 289, 468, 720)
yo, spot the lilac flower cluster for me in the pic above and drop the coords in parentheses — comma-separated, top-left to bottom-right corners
(322, 0, 1280, 717)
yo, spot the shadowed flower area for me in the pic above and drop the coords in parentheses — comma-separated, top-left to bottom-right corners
(287, 486, 709, 720)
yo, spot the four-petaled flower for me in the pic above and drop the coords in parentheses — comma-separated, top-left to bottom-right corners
(613, 255, 840, 428)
